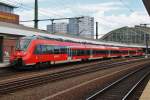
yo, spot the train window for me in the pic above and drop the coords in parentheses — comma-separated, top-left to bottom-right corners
(84, 50, 86, 55)
(46, 45, 54, 54)
(77, 50, 81, 56)
(92, 50, 108, 55)
(101, 50, 106, 54)
(64, 48, 67, 54)
(72, 49, 91, 56)
(111, 50, 120, 54)
(81, 50, 84, 55)
(93, 50, 96, 55)
(85, 50, 90, 55)
(129, 51, 136, 54)
(41, 45, 47, 54)
(122, 51, 128, 54)
(103, 51, 105, 54)
(34, 45, 42, 54)
(72, 49, 76, 56)
(79, 50, 81, 56)
(76, 50, 79, 56)
(60, 47, 67, 54)
(138, 50, 143, 53)
(54, 46, 60, 54)
(60, 48, 66, 54)
(105, 50, 109, 54)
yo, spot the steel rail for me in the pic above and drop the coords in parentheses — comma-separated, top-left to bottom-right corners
(122, 71, 150, 100)
(86, 63, 150, 100)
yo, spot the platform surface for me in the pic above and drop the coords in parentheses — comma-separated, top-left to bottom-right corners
(0, 62, 9, 68)
(139, 80, 150, 100)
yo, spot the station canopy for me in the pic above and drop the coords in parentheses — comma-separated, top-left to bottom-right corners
(100, 26, 150, 45)
(143, 0, 150, 16)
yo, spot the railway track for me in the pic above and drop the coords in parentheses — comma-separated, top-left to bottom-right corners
(0, 58, 148, 95)
(86, 61, 150, 100)
(0, 57, 144, 76)
(0, 57, 131, 78)
(0, 58, 123, 81)
(0, 57, 139, 82)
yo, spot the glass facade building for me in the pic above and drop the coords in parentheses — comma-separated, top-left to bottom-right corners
(68, 16, 94, 39)
(47, 23, 68, 33)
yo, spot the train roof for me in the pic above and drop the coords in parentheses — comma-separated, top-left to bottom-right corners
(0, 21, 145, 48)
(29, 36, 141, 51)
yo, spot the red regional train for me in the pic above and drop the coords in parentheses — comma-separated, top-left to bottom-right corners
(10, 36, 144, 68)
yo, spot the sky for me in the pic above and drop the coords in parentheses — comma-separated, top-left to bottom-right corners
(1, 0, 150, 38)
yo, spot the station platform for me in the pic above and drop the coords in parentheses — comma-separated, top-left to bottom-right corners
(139, 80, 150, 100)
(0, 62, 9, 68)
(0, 57, 10, 68)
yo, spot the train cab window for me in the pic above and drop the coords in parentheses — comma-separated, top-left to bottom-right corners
(16, 37, 31, 51)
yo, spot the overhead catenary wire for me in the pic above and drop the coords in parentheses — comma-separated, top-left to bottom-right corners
(1, 0, 65, 18)
(20, 16, 84, 22)
(1, 0, 50, 18)
(119, 0, 135, 13)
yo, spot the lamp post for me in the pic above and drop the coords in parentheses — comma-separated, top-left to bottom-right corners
(145, 33, 149, 58)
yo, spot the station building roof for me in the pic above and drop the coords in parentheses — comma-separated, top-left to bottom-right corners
(0, 21, 146, 48)
(0, 2, 17, 8)
(100, 26, 150, 46)
(143, 0, 150, 16)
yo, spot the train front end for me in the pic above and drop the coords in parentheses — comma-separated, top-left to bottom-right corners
(10, 37, 32, 67)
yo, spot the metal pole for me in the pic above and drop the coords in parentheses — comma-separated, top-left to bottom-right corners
(34, 0, 38, 29)
(77, 18, 80, 36)
(145, 33, 149, 58)
(141, 24, 149, 58)
(96, 22, 98, 39)
(51, 19, 54, 34)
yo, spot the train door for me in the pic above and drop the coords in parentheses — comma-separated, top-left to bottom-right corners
(67, 47, 72, 60)
(90, 49, 93, 58)
(0, 36, 3, 62)
(128, 50, 130, 56)
(108, 50, 111, 57)
(35, 45, 43, 63)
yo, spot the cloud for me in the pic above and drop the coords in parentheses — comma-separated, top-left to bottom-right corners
(17, 2, 122, 20)
(18, 0, 47, 4)
(15, 1, 150, 38)
(95, 11, 150, 38)
(76, 2, 121, 13)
